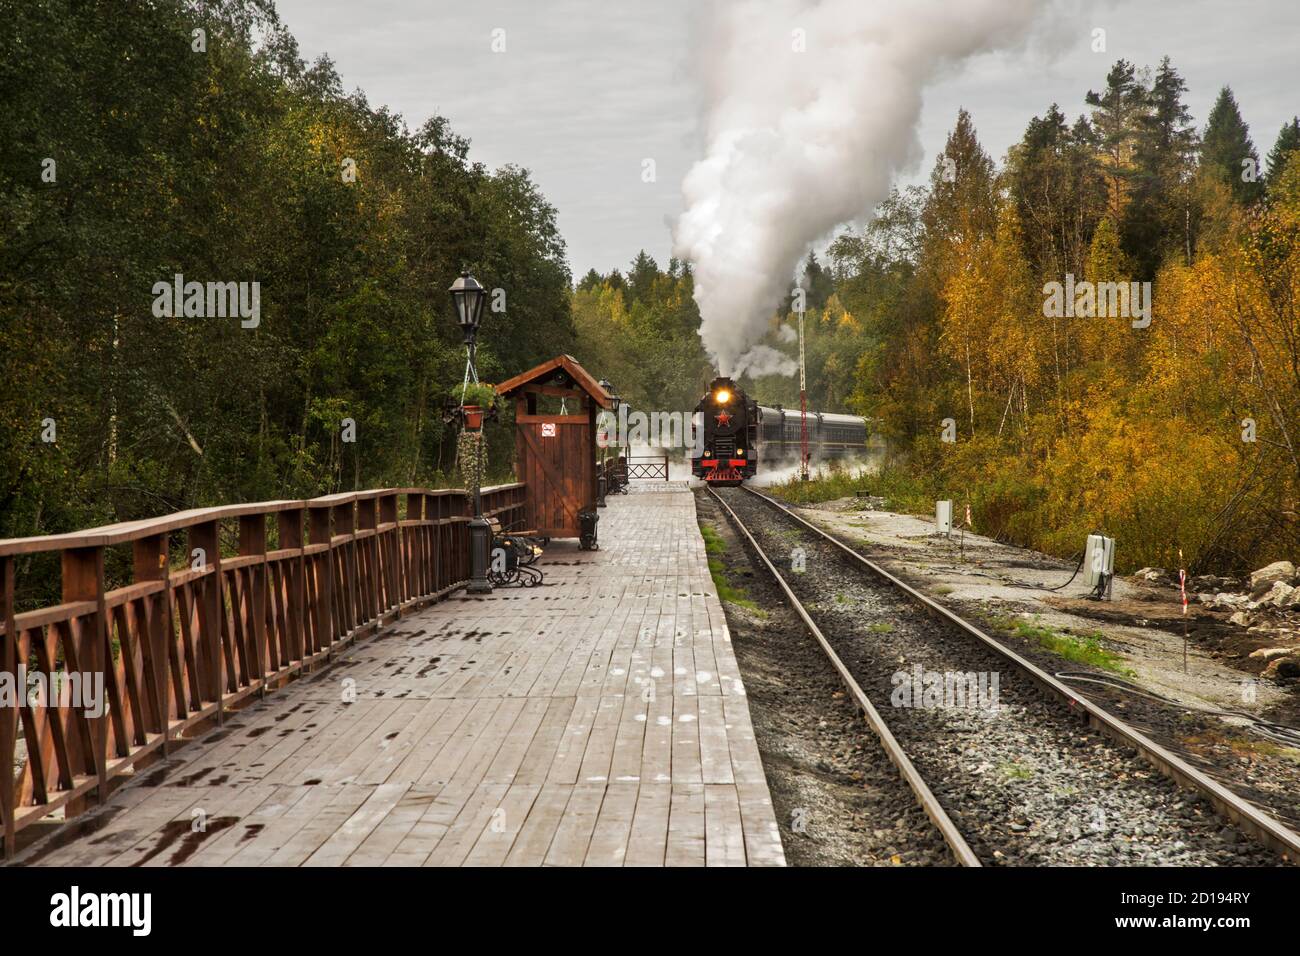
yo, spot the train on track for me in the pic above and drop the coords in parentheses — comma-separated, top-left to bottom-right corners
(691, 376, 869, 484)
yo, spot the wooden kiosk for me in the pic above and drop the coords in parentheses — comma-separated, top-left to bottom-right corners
(495, 355, 613, 546)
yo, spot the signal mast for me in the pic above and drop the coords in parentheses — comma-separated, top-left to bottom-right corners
(797, 291, 809, 481)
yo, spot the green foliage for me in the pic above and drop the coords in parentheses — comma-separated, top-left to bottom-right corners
(998, 761, 1033, 781)
(768, 463, 933, 514)
(991, 616, 1134, 675)
(700, 522, 726, 555)
(1265, 117, 1300, 183)
(699, 523, 761, 613)
(1200, 86, 1262, 204)
(825, 59, 1300, 577)
(0, 1, 572, 565)
(569, 253, 713, 416)
(456, 383, 498, 409)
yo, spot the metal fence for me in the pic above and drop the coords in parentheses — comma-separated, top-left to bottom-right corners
(625, 455, 670, 481)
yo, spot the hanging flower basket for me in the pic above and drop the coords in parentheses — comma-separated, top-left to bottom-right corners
(445, 383, 498, 430)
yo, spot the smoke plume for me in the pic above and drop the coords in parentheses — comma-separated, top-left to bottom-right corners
(733, 343, 798, 378)
(674, 0, 1045, 374)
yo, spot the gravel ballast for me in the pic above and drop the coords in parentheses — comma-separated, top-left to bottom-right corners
(712, 487, 1287, 867)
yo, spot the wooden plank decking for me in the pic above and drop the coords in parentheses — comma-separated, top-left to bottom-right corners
(15, 487, 785, 867)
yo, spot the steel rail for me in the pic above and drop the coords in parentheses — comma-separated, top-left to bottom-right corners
(707, 488, 982, 867)
(740, 485, 1300, 863)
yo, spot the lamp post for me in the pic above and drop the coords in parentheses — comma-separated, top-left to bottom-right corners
(450, 270, 492, 594)
(610, 388, 624, 493)
(597, 379, 615, 507)
(599, 380, 623, 499)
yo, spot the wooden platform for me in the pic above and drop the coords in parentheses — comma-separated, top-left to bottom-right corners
(16, 488, 785, 867)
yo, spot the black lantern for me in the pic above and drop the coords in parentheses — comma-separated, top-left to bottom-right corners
(449, 271, 487, 345)
(450, 269, 492, 595)
(598, 379, 621, 414)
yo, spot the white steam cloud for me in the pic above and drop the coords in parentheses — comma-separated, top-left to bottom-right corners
(733, 343, 798, 378)
(674, 0, 1046, 374)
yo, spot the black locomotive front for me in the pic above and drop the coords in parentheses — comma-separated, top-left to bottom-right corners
(692, 376, 758, 484)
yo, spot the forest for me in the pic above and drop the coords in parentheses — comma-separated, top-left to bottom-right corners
(1, 0, 574, 549)
(575, 59, 1300, 574)
(3, 1, 1298, 580)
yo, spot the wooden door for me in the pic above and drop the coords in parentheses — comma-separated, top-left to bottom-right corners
(519, 415, 592, 537)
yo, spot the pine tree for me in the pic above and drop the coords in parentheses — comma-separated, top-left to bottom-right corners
(626, 251, 659, 304)
(1199, 86, 1261, 203)
(1085, 60, 1147, 219)
(800, 251, 835, 311)
(1136, 57, 1198, 178)
(923, 109, 998, 257)
(576, 268, 604, 292)
(1124, 57, 1198, 276)
(1007, 104, 1107, 278)
(1265, 117, 1300, 184)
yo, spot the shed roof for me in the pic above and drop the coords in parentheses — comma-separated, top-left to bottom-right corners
(494, 354, 613, 408)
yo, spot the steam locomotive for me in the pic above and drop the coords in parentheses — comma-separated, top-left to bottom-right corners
(691, 376, 869, 484)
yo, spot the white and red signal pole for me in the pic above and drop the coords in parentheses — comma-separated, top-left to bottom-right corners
(798, 303, 809, 481)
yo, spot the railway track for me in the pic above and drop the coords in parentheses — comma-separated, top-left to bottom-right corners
(709, 485, 1300, 866)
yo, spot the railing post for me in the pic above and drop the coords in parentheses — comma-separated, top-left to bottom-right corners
(62, 546, 109, 802)
(188, 521, 223, 725)
(309, 505, 332, 653)
(404, 492, 423, 602)
(357, 497, 377, 624)
(239, 514, 269, 692)
(132, 534, 170, 750)
(427, 493, 442, 595)
(334, 502, 356, 637)
(380, 494, 399, 615)
(278, 509, 305, 663)
(1, 555, 16, 857)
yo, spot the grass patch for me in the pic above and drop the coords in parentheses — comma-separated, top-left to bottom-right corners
(767, 462, 933, 513)
(992, 614, 1133, 675)
(1233, 741, 1300, 764)
(999, 760, 1033, 781)
(699, 522, 763, 614)
(868, 622, 894, 633)
(1184, 732, 1300, 765)
(700, 522, 725, 556)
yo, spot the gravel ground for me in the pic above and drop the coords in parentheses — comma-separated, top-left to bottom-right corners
(797, 498, 1300, 832)
(712, 488, 1289, 867)
(951, 597, 1300, 835)
(696, 493, 953, 867)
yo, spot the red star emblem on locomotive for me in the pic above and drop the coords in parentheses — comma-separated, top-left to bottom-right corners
(714, 410, 732, 427)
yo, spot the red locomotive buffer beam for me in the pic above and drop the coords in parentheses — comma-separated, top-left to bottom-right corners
(699, 459, 744, 483)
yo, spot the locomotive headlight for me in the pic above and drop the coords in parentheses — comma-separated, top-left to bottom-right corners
(714, 389, 731, 404)
(737, 448, 745, 456)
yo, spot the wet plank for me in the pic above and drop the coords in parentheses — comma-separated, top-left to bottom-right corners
(17, 488, 783, 867)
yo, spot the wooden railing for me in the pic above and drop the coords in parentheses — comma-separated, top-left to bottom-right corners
(0, 483, 525, 857)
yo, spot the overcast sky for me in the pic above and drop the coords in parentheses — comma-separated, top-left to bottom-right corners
(273, 0, 1300, 279)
